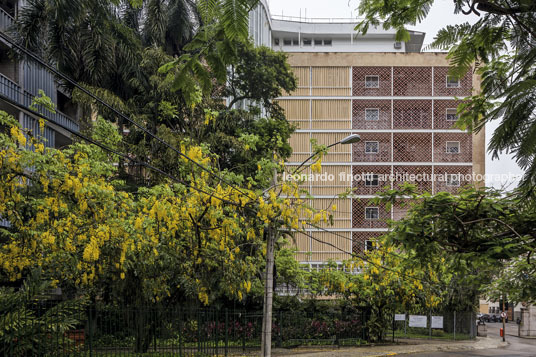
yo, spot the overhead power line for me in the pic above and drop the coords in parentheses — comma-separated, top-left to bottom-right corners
(299, 229, 446, 293)
(0, 92, 245, 208)
(0, 30, 252, 200)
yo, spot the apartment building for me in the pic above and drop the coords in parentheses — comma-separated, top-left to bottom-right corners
(0, 0, 78, 149)
(251, 1, 485, 269)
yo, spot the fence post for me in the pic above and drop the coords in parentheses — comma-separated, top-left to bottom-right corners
(213, 310, 218, 356)
(428, 310, 432, 339)
(453, 311, 456, 341)
(404, 312, 407, 336)
(278, 310, 283, 348)
(88, 305, 93, 357)
(225, 309, 229, 357)
(242, 311, 246, 353)
(153, 308, 157, 352)
(392, 313, 395, 342)
(178, 309, 183, 357)
(197, 309, 202, 354)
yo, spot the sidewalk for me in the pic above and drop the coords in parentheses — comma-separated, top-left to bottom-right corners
(264, 337, 507, 357)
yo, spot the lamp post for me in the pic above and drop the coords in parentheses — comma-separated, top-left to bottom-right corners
(260, 134, 361, 357)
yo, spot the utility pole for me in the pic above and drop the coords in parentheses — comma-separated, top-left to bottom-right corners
(261, 162, 278, 357)
(260, 135, 361, 357)
(502, 294, 506, 342)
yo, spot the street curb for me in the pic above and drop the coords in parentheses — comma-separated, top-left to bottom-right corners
(269, 337, 508, 357)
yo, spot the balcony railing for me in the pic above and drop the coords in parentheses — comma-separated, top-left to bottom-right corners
(22, 90, 79, 132)
(0, 72, 79, 133)
(0, 6, 13, 31)
(0, 72, 20, 102)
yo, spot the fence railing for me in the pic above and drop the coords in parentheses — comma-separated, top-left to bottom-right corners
(1, 304, 369, 356)
(388, 311, 477, 342)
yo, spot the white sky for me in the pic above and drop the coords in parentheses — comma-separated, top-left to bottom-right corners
(267, 0, 523, 189)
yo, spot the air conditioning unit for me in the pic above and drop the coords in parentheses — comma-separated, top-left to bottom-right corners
(394, 41, 402, 49)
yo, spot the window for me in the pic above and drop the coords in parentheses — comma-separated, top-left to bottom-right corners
(446, 141, 460, 154)
(446, 174, 461, 187)
(274, 38, 280, 46)
(446, 75, 460, 88)
(365, 75, 379, 88)
(365, 207, 379, 220)
(365, 141, 379, 154)
(303, 38, 312, 46)
(365, 174, 379, 187)
(365, 108, 379, 121)
(314, 39, 322, 46)
(283, 39, 291, 46)
(365, 240, 375, 251)
(446, 108, 458, 121)
(324, 39, 332, 46)
(292, 39, 299, 46)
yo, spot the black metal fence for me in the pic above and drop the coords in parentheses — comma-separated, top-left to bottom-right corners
(388, 311, 477, 341)
(1, 304, 369, 356)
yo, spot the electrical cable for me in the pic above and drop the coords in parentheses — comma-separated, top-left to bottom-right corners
(0, 92, 246, 208)
(0, 30, 253, 200)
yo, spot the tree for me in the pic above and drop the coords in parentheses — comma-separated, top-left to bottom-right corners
(374, 185, 536, 305)
(0, 107, 333, 302)
(355, 0, 536, 188)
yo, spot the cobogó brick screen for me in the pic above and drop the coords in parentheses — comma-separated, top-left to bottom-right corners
(434, 133, 473, 163)
(352, 165, 392, 195)
(433, 99, 462, 129)
(433, 67, 473, 97)
(352, 231, 386, 255)
(393, 99, 432, 129)
(393, 133, 433, 162)
(352, 99, 392, 130)
(352, 133, 392, 162)
(352, 199, 390, 229)
(393, 66, 432, 96)
(352, 67, 392, 97)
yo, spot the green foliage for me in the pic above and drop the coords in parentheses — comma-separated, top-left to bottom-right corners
(355, 0, 536, 189)
(376, 185, 536, 305)
(226, 42, 297, 109)
(0, 273, 88, 356)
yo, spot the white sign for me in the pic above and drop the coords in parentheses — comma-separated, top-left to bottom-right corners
(409, 315, 427, 328)
(431, 316, 444, 329)
(395, 314, 406, 321)
(501, 312, 507, 318)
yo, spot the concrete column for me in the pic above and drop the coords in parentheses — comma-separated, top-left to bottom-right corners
(520, 305, 536, 337)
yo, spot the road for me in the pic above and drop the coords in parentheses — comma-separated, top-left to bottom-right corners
(410, 322, 536, 356)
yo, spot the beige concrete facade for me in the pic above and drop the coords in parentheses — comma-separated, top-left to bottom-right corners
(279, 52, 485, 266)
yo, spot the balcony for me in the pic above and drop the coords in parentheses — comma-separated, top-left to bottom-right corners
(0, 72, 19, 102)
(0, 72, 79, 133)
(0, 7, 13, 32)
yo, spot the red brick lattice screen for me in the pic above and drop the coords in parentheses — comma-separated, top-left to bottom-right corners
(352, 231, 386, 255)
(434, 133, 473, 163)
(393, 133, 433, 162)
(394, 67, 432, 96)
(433, 99, 462, 129)
(352, 165, 392, 195)
(433, 165, 473, 194)
(433, 67, 473, 97)
(393, 165, 433, 193)
(352, 67, 392, 97)
(352, 199, 390, 228)
(352, 133, 392, 162)
(352, 99, 392, 130)
(393, 100, 432, 129)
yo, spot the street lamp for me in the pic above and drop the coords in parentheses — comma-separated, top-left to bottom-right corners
(291, 134, 361, 174)
(261, 133, 361, 357)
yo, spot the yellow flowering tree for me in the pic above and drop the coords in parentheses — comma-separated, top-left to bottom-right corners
(0, 110, 334, 307)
